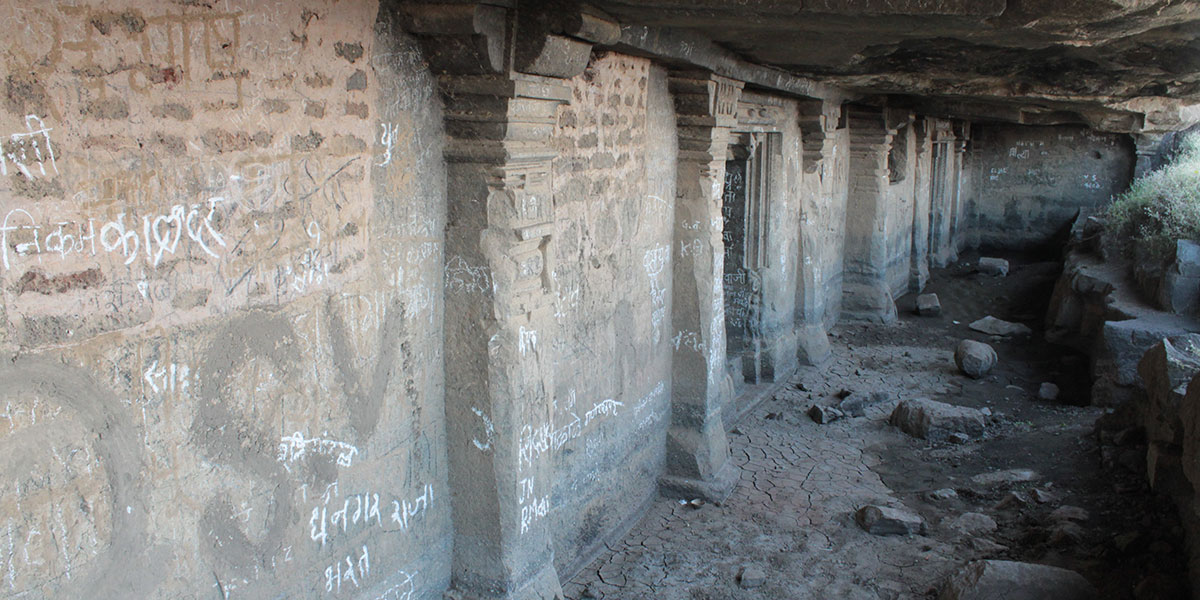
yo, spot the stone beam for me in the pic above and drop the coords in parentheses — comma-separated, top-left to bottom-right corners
(613, 26, 843, 103)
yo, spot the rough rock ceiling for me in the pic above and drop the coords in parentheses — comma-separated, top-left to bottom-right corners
(591, 0, 1200, 131)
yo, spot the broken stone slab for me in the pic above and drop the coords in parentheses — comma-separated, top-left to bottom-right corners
(807, 404, 844, 424)
(968, 316, 1032, 337)
(927, 488, 958, 502)
(977, 257, 1010, 277)
(1138, 335, 1200, 447)
(938, 560, 1097, 600)
(971, 468, 1039, 486)
(1038, 382, 1060, 401)
(737, 565, 766, 589)
(948, 512, 998, 535)
(917, 293, 942, 316)
(1050, 505, 1090, 522)
(837, 391, 890, 417)
(954, 340, 997, 379)
(855, 505, 925, 536)
(890, 398, 986, 442)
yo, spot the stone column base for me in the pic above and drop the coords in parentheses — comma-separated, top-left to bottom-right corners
(841, 281, 898, 324)
(658, 460, 740, 505)
(444, 562, 563, 600)
(796, 324, 832, 366)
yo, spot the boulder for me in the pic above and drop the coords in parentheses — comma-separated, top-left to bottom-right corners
(890, 398, 987, 442)
(917, 293, 942, 316)
(1038, 382, 1060, 401)
(978, 257, 1009, 277)
(1138, 335, 1200, 447)
(948, 512, 998, 535)
(955, 340, 997, 378)
(939, 560, 1097, 600)
(855, 505, 925, 536)
(968, 316, 1032, 337)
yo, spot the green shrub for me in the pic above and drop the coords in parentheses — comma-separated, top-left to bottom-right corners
(1106, 131, 1200, 263)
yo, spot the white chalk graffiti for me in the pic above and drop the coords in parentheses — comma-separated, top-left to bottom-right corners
(584, 398, 624, 427)
(518, 326, 538, 357)
(1, 115, 57, 180)
(324, 545, 370, 593)
(372, 570, 418, 600)
(390, 484, 434, 532)
(142, 360, 191, 397)
(470, 406, 495, 452)
(445, 255, 491, 295)
(279, 432, 360, 471)
(376, 123, 399, 167)
(518, 477, 549, 535)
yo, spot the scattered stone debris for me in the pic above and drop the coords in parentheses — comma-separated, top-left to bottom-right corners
(948, 432, 971, 444)
(928, 488, 958, 502)
(969, 538, 1008, 553)
(968, 316, 1032, 336)
(971, 468, 1039, 486)
(977, 257, 1010, 277)
(890, 398, 987, 442)
(948, 512, 998, 535)
(808, 404, 845, 424)
(993, 491, 1029, 509)
(1038, 382, 1060, 401)
(837, 391, 890, 417)
(1050, 505, 1089, 522)
(737, 565, 766, 589)
(939, 560, 1097, 600)
(1047, 521, 1085, 546)
(917, 293, 942, 316)
(1031, 488, 1056, 504)
(855, 504, 925, 536)
(955, 339, 997, 378)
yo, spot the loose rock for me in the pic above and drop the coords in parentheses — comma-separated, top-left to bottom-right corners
(969, 316, 1032, 337)
(808, 404, 845, 424)
(737, 565, 766, 589)
(971, 468, 1039, 486)
(949, 512, 998, 535)
(1038, 382, 1060, 401)
(917, 293, 943, 316)
(978, 257, 1010, 276)
(955, 340, 997, 378)
(837, 391, 889, 417)
(1050, 505, 1090, 522)
(939, 560, 1097, 600)
(856, 504, 925, 536)
(928, 488, 958, 502)
(890, 398, 987, 442)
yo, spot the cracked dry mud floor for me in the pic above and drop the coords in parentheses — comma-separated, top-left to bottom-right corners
(564, 255, 1190, 600)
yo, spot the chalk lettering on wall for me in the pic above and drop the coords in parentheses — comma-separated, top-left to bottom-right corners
(518, 326, 538, 357)
(470, 406, 495, 452)
(324, 545, 370, 594)
(278, 432, 360, 471)
(372, 570, 418, 600)
(2, 115, 58, 180)
(376, 123, 400, 167)
(390, 484, 434, 532)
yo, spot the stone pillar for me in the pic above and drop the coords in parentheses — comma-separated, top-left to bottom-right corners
(909, 118, 932, 293)
(402, 4, 616, 599)
(794, 99, 835, 366)
(841, 106, 898, 324)
(660, 72, 743, 503)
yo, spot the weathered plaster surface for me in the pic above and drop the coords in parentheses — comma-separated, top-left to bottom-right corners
(0, 2, 450, 597)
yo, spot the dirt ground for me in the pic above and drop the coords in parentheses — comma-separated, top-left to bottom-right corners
(563, 253, 1190, 599)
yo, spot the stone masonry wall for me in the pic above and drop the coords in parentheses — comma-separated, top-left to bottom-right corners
(0, 2, 451, 598)
(969, 124, 1134, 251)
(546, 54, 675, 576)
